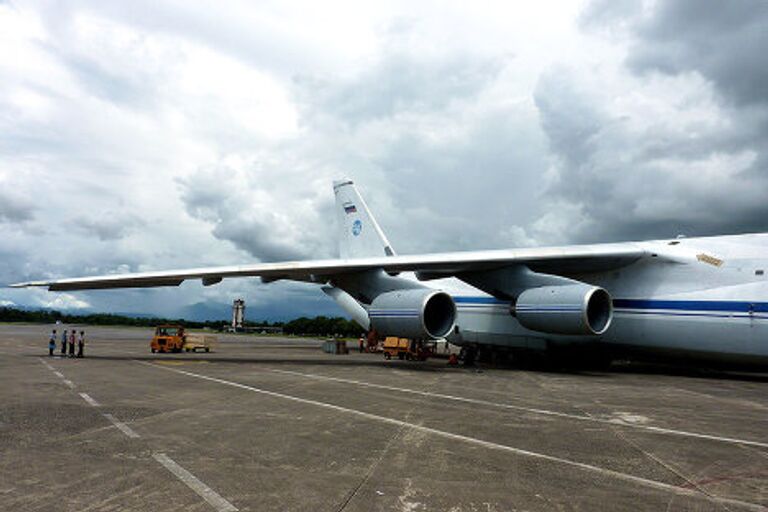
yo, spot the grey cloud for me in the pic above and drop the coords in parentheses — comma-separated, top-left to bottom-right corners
(0, 190, 35, 223)
(290, 34, 542, 253)
(584, 0, 768, 107)
(296, 55, 504, 125)
(294, 18, 507, 127)
(542, 0, 768, 244)
(73, 212, 145, 241)
(0, 247, 27, 286)
(372, 108, 548, 252)
(178, 165, 334, 262)
(533, 67, 768, 243)
(54, 51, 157, 110)
(578, 0, 642, 31)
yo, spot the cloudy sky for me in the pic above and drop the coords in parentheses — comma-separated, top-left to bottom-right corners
(1, 0, 767, 319)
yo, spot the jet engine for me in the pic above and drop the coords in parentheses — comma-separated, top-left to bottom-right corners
(514, 284, 612, 335)
(369, 289, 456, 339)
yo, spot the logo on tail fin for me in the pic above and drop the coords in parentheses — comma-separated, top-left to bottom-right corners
(352, 220, 362, 236)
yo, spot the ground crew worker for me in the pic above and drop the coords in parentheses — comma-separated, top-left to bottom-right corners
(61, 330, 68, 356)
(68, 330, 76, 358)
(358, 337, 365, 353)
(77, 331, 85, 358)
(49, 329, 57, 356)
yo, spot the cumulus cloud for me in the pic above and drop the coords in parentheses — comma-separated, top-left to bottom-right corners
(35, 291, 91, 310)
(533, 0, 768, 243)
(625, 0, 768, 108)
(73, 212, 145, 241)
(178, 162, 335, 261)
(0, 189, 35, 223)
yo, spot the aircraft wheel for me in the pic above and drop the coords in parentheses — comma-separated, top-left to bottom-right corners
(151, 348, 156, 353)
(205, 348, 210, 353)
(462, 347, 477, 367)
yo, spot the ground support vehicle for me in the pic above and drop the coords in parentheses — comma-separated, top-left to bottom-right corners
(183, 334, 217, 352)
(382, 337, 435, 361)
(150, 325, 216, 353)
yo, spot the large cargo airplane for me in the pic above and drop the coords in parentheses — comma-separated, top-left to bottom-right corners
(12, 180, 768, 368)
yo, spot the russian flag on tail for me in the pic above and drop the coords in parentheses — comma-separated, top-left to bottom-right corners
(344, 203, 357, 214)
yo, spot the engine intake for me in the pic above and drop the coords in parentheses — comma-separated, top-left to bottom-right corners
(514, 284, 612, 335)
(369, 289, 456, 339)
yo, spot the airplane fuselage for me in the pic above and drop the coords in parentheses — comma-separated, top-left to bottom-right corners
(447, 233, 768, 366)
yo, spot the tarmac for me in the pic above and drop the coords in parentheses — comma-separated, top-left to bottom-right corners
(1, 323, 767, 512)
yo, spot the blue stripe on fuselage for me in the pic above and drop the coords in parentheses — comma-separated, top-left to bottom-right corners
(613, 299, 768, 313)
(453, 296, 510, 305)
(453, 296, 768, 314)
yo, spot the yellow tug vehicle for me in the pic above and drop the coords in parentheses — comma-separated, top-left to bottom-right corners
(382, 336, 434, 361)
(150, 325, 216, 353)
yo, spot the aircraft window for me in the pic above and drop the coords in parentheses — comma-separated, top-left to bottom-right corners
(756, 270, 764, 276)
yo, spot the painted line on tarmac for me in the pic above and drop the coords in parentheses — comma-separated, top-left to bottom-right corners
(269, 368, 768, 450)
(138, 361, 764, 511)
(79, 392, 100, 407)
(37, 360, 138, 445)
(102, 413, 140, 439)
(153, 453, 238, 512)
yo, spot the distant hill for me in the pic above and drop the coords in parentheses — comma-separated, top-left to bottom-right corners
(180, 302, 230, 322)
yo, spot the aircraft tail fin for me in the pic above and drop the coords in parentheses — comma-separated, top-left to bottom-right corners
(333, 179, 396, 259)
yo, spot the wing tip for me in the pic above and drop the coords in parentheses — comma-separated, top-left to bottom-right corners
(8, 282, 38, 288)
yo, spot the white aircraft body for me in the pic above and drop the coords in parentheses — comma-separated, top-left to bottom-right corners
(12, 180, 768, 368)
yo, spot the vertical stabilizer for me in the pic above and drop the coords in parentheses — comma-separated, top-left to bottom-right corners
(333, 179, 396, 259)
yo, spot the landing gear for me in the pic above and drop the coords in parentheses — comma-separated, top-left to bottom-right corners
(459, 346, 477, 367)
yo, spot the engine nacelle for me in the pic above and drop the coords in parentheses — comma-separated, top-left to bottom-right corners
(369, 289, 456, 339)
(514, 284, 612, 335)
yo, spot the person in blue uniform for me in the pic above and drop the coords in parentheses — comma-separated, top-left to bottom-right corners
(48, 329, 56, 356)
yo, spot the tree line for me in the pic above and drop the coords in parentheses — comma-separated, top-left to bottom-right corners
(0, 307, 363, 337)
(282, 316, 363, 337)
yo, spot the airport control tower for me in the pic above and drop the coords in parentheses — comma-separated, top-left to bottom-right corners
(231, 299, 245, 331)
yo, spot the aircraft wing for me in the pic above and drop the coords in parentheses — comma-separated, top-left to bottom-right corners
(9, 242, 652, 291)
